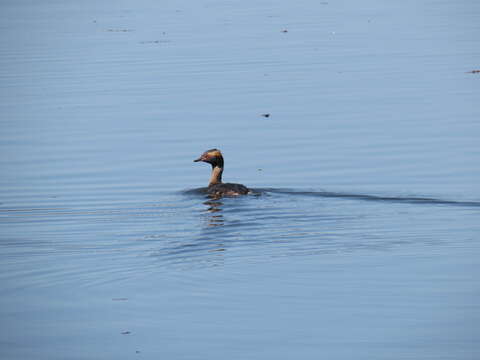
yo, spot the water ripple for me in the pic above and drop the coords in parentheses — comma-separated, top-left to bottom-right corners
(259, 188, 480, 208)
(183, 187, 480, 207)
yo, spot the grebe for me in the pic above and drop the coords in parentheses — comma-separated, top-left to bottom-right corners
(194, 149, 249, 196)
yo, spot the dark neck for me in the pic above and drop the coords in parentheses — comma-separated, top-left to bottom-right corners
(209, 165, 223, 186)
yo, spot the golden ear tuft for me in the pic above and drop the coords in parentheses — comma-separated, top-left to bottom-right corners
(207, 149, 222, 157)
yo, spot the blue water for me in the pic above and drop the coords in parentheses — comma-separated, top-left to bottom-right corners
(1, 0, 479, 359)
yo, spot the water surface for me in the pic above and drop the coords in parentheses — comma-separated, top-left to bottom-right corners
(1, 0, 479, 359)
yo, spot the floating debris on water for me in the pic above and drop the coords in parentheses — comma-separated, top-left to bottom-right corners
(106, 29, 133, 32)
(139, 40, 170, 44)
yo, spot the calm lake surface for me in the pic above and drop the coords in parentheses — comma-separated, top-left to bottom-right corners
(1, 0, 479, 359)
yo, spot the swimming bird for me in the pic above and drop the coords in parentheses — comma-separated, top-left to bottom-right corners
(194, 149, 249, 196)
